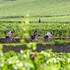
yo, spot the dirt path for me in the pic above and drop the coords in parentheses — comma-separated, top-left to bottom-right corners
(3, 44, 70, 53)
(0, 37, 70, 43)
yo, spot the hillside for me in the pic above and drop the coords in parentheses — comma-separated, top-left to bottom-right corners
(0, 0, 70, 16)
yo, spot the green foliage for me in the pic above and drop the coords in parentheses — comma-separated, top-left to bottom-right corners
(0, 1, 70, 69)
(54, 40, 67, 45)
(20, 39, 25, 43)
(0, 47, 70, 70)
(46, 41, 55, 46)
(0, 23, 70, 38)
(0, 44, 3, 53)
(39, 64, 60, 70)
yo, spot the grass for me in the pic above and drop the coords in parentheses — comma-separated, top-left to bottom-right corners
(1, 16, 70, 23)
(0, 0, 70, 24)
(0, 0, 70, 16)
